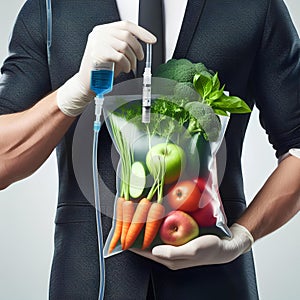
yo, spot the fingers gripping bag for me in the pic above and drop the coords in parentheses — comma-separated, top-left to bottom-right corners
(103, 59, 251, 256)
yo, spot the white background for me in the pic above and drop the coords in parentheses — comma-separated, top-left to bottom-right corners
(0, 1, 299, 299)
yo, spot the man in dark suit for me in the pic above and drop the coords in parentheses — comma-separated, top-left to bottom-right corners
(0, 0, 299, 299)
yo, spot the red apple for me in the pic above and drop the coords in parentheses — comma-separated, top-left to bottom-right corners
(167, 180, 201, 212)
(192, 177, 213, 207)
(193, 177, 207, 192)
(159, 210, 199, 246)
(190, 201, 217, 227)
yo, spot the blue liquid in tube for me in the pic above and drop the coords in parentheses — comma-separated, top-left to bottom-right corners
(91, 69, 114, 96)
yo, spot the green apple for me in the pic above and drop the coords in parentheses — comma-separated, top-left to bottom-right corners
(146, 143, 186, 184)
(132, 134, 167, 163)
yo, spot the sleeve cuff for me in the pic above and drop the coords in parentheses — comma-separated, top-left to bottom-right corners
(278, 148, 300, 164)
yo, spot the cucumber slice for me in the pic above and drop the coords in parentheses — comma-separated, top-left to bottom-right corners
(129, 161, 147, 198)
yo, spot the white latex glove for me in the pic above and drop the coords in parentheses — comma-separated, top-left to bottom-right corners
(57, 21, 156, 117)
(131, 223, 254, 270)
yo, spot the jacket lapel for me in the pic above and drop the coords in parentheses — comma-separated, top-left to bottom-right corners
(173, 0, 207, 59)
(110, 0, 121, 21)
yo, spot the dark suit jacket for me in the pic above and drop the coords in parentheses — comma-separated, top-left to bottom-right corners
(0, 0, 299, 299)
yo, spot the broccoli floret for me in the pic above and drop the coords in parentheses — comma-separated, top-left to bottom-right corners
(185, 101, 221, 142)
(173, 82, 199, 101)
(194, 62, 208, 74)
(153, 59, 178, 78)
(154, 59, 196, 83)
(154, 59, 216, 84)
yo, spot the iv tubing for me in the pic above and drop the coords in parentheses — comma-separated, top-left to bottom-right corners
(92, 96, 105, 300)
(46, 0, 52, 65)
(91, 62, 114, 300)
(145, 43, 152, 68)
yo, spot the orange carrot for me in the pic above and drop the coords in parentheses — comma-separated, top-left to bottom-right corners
(142, 203, 165, 250)
(124, 198, 151, 250)
(121, 200, 135, 249)
(108, 197, 125, 254)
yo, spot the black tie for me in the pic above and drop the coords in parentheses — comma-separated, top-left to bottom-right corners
(137, 0, 165, 77)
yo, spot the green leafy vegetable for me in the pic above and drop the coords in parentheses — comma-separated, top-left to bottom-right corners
(193, 72, 251, 116)
(155, 58, 251, 117)
(109, 115, 134, 200)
